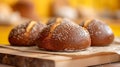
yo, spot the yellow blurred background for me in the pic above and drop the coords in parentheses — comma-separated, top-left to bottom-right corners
(0, 0, 120, 45)
(1, 0, 119, 18)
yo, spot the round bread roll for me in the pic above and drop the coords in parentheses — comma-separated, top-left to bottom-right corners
(9, 21, 46, 46)
(36, 18, 91, 51)
(12, 0, 40, 21)
(80, 19, 114, 46)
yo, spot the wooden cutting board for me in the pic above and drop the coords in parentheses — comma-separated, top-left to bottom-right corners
(0, 43, 120, 67)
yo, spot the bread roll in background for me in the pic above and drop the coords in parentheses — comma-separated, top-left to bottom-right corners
(51, 0, 78, 20)
(0, 3, 22, 25)
(12, 0, 40, 21)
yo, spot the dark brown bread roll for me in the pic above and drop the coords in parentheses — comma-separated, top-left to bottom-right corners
(9, 21, 46, 46)
(36, 18, 91, 51)
(80, 19, 114, 46)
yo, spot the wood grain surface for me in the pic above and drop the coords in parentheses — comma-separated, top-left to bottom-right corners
(0, 43, 120, 67)
(0, 64, 14, 67)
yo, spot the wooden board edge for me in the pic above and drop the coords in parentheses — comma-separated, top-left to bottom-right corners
(55, 53, 120, 67)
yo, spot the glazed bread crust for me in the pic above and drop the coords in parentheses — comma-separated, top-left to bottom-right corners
(36, 18, 91, 51)
(81, 19, 114, 46)
(9, 21, 45, 46)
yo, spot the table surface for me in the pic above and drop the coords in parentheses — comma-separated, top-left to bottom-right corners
(1, 62, 120, 67)
(90, 62, 120, 67)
